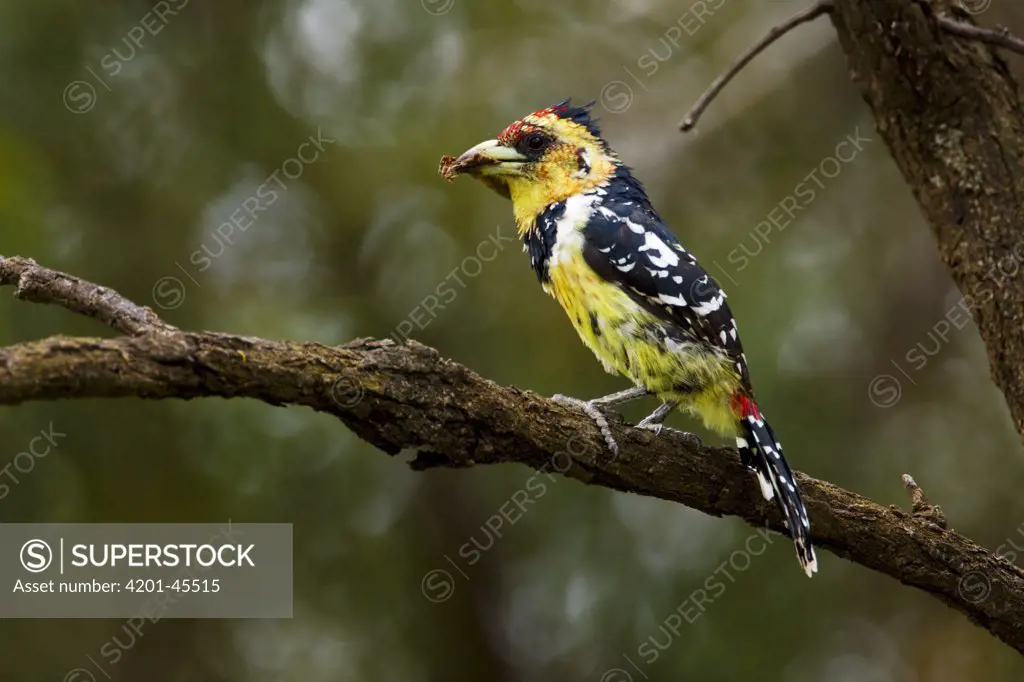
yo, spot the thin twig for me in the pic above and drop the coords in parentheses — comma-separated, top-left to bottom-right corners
(679, 0, 834, 132)
(902, 473, 948, 530)
(937, 15, 1024, 57)
(0, 256, 177, 335)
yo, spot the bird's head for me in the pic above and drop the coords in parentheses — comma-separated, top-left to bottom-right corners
(442, 100, 619, 231)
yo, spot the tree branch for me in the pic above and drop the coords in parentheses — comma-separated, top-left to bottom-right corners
(827, 0, 1024, 441)
(937, 14, 1024, 56)
(678, 0, 834, 132)
(679, 0, 1024, 134)
(2, 259, 1024, 653)
(0, 256, 177, 335)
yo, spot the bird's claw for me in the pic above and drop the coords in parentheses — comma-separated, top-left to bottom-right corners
(551, 394, 620, 458)
(636, 418, 664, 435)
(635, 421, 702, 448)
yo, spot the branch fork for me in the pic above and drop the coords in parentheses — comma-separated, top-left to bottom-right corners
(679, 0, 1024, 134)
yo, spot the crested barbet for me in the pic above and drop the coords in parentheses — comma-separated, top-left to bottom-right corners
(440, 100, 816, 577)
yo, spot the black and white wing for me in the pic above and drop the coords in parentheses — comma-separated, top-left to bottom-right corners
(580, 197, 752, 391)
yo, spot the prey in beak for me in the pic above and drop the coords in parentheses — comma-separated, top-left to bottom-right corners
(439, 139, 527, 199)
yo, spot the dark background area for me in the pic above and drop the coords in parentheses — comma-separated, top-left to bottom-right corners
(2, 1, 1024, 680)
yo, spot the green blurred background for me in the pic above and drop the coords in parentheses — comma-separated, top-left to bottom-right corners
(2, 0, 1024, 679)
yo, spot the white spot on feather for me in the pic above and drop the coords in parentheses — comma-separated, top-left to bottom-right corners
(638, 232, 680, 267)
(692, 293, 725, 316)
(755, 471, 775, 501)
(549, 193, 597, 268)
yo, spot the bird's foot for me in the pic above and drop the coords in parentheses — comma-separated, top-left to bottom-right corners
(635, 421, 703, 448)
(636, 406, 702, 448)
(552, 394, 620, 458)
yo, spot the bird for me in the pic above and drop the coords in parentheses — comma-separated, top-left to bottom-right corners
(439, 100, 817, 577)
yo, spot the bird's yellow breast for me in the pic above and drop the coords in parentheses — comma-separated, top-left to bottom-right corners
(545, 236, 742, 436)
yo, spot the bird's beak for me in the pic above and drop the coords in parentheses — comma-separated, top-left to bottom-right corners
(446, 139, 527, 178)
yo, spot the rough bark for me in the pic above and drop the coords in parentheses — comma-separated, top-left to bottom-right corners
(2, 256, 1024, 654)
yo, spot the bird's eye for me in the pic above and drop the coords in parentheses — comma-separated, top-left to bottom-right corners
(518, 132, 551, 157)
(526, 133, 547, 150)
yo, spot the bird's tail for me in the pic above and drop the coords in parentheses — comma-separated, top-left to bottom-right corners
(733, 396, 817, 577)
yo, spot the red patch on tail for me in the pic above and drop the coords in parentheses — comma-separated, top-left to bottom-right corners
(731, 393, 762, 420)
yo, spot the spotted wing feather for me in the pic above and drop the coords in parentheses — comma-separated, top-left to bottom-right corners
(579, 199, 752, 392)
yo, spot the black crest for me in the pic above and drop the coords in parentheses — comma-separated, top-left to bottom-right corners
(549, 99, 602, 140)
